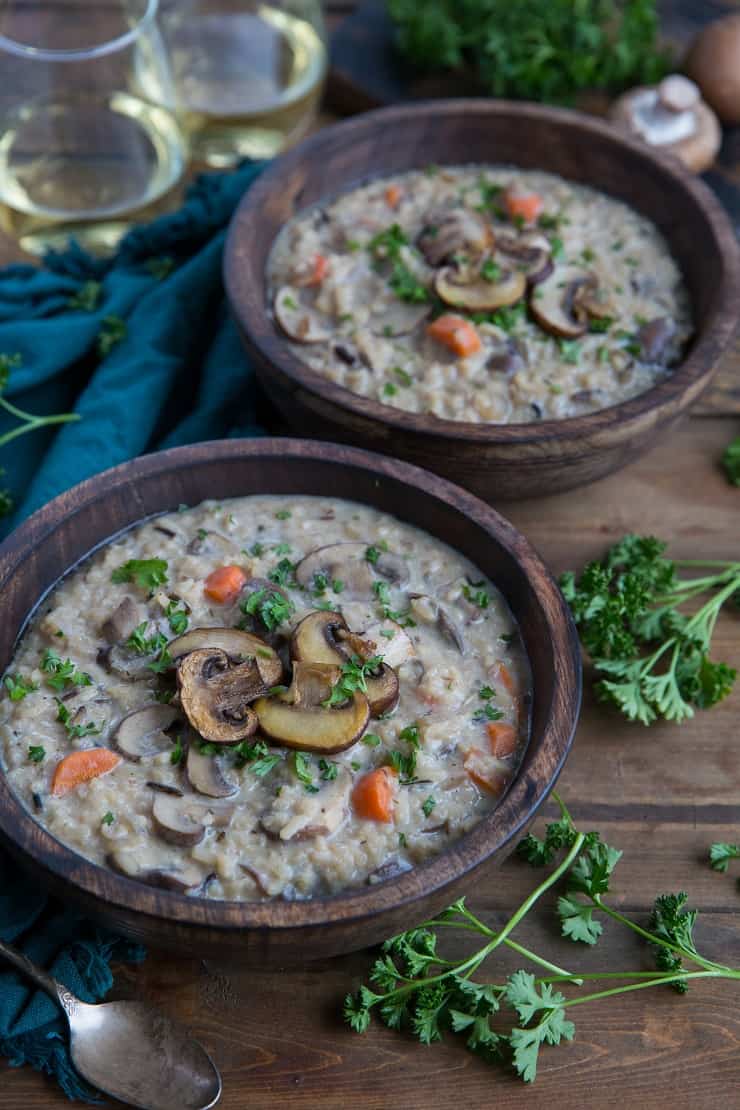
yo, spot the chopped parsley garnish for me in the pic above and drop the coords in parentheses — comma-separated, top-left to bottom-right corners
(422, 795, 436, 818)
(318, 758, 339, 781)
(479, 685, 496, 700)
(233, 739, 282, 776)
(274, 542, 291, 555)
(292, 750, 319, 792)
(588, 317, 613, 334)
(558, 339, 581, 364)
(373, 580, 416, 627)
(365, 545, 381, 565)
(362, 732, 382, 747)
(165, 600, 189, 635)
(323, 654, 384, 708)
(549, 235, 564, 258)
(383, 382, 398, 397)
(282, 294, 298, 311)
(480, 258, 502, 282)
(393, 366, 413, 387)
(268, 557, 297, 588)
(333, 579, 345, 593)
(398, 831, 408, 848)
(368, 224, 430, 304)
(473, 703, 504, 723)
(275, 509, 291, 520)
(170, 736, 185, 765)
(387, 748, 417, 782)
(40, 649, 92, 692)
(462, 582, 490, 609)
(399, 723, 421, 747)
(470, 302, 526, 332)
(101, 811, 115, 826)
(111, 558, 168, 591)
(55, 698, 102, 739)
(126, 622, 168, 657)
(240, 587, 295, 631)
(4, 674, 38, 701)
(249, 541, 265, 557)
(28, 745, 46, 763)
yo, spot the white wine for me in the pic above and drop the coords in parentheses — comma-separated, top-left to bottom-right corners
(0, 93, 186, 255)
(159, 4, 327, 166)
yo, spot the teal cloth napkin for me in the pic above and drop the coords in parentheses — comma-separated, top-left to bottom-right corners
(0, 161, 267, 1099)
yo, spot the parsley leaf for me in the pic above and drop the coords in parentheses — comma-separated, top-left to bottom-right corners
(709, 842, 740, 873)
(292, 750, 318, 791)
(40, 649, 92, 692)
(4, 673, 38, 701)
(111, 558, 168, 591)
(323, 654, 384, 708)
(240, 587, 295, 632)
(28, 745, 46, 763)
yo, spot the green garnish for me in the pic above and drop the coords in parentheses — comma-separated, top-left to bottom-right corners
(393, 366, 413, 387)
(292, 750, 319, 792)
(4, 674, 38, 701)
(472, 703, 505, 723)
(101, 811, 115, 826)
(268, 558, 297, 588)
(383, 382, 398, 397)
(126, 622, 168, 658)
(40, 649, 92, 692)
(422, 795, 436, 818)
(111, 558, 168, 591)
(318, 758, 339, 781)
(240, 587, 295, 632)
(55, 698, 102, 739)
(479, 685, 496, 700)
(722, 436, 740, 486)
(462, 583, 490, 609)
(561, 534, 740, 724)
(170, 736, 185, 765)
(365, 546, 381, 565)
(709, 843, 740, 874)
(323, 654, 384, 708)
(368, 224, 430, 304)
(165, 600, 189, 635)
(362, 733, 382, 747)
(28, 745, 46, 763)
(346, 795, 740, 1082)
(558, 339, 580, 364)
(275, 509, 291, 520)
(480, 258, 502, 282)
(373, 580, 416, 627)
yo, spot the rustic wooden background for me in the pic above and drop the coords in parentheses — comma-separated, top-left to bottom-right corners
(1, 2, 740, 1108)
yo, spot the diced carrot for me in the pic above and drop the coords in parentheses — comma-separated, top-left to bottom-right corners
(427, 314, 482, 357)
(305, 253, 330, 286)
(51, 748, 122, 797)
(494, 661, 518, 698)
(485, 721, 518, 758)
(204, 564, 247, 604)
(385, 184, 402, 209)
(352, 766, 396, 822)
(464, 748, 509, 796)
(503, 187, 543, 224)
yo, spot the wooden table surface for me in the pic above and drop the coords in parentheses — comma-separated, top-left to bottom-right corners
(1, 6, 740, 1109)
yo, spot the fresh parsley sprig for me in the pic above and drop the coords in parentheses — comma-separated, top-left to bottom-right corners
(346, 796, 740, 1082)
(561, 535, 739, 724)
(323, 653, 384, 708)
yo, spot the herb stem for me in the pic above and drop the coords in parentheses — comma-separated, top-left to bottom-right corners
(593, 898, 723, 974)
(560, 970, 724, 1009)
(0, 403, 80, 449)
(503, 937, 581, 982)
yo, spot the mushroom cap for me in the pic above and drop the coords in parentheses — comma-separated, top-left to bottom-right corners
(177, 648, 265, 743)
(609, 83, 721, 174)
(435, 264, 526, 312)
(168, 626, 282, 686)
(254, 688, 370, 754)
(186, 743, 239, 798)
(274, 285, 331, 342)
(529, 265, 592, 339)
(685, 14, 740, 124)
(113, 703, 182, 761)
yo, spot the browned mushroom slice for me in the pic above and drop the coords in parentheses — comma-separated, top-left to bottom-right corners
(435, 264, 526, 312)
(274, 285, 331, 343)
(572, 275, 613, 321)
(418, 209, 493, 266)
(152, 792, 236, 846)
(168, 627, 282, 686)
(496, 233, 554, 286)
(108, 848, 209, 894)
(295, 542, 409, 595)
(113, 703, 182, 761)
(178, 649, 266, 743)
(100, 597, 139, 645)
(291, 661, 342, 706)
(186, 744, 239, 799)
(529, 266, 591, 339)
(290, 610, 399, 716)
(253, 679, 370, 754)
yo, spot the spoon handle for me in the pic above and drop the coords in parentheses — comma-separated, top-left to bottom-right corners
(0, 935, 77, 1014)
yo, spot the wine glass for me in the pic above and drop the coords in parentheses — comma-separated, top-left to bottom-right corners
(0, 0, 187, 254)
(154, 0, 328, 167)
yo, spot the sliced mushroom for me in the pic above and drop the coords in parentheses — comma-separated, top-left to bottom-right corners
(487, 337, 527, 375)
(295, 542, 408, 596)
(435, 264, 526, 312)
(113, 703, 182, 761)
(572, 275, 613, 321)
(367, 857, 413, 884)
(254, 681, 370, 754)
(370, 301, 430, 338)
(291, 660, 342, 706)
(274, 285, 331, 343)
(636, 317, 676, 363)
(496, 233, 554, 286)
(108, 848, 209, 894)
(529, 266, 591, 339)
(437, 607, 465, 653)
(100, 597, 139, 645)
(290, 610, 399, 716)
(187, 530, 234, 556)
(260, 767, 352, 841)
(178, 649, 266, 743)
(168, 627, 282, 686)
(105, 642, 159, 681)
(146, 781, 184, 797)
(418, 209, 493, 266)
(152, 792, 235, 846)
(409, 594, 465, 654)
(186, 744, 239, 799)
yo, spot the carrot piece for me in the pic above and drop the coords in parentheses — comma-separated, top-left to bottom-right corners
(51, 748, 122, 797)
(352, 767, 396, 822)
(385, 184, 402, 209)
(306, 253, 330, 286)
(204, 564, 247, 604)
(464, 748, 509, 796)
(427, 314, 482, 357)
(494, 661, 518, 698)
(485, 721, 518, 758)
(503, 186, 543, 224)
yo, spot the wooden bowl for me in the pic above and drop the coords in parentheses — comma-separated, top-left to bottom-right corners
(224, 100, 740, 501)
(0, 440, 580, 963)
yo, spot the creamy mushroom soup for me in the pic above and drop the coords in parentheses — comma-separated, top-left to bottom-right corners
(0, 496, 530, 901)
(267, 165, 692, 423)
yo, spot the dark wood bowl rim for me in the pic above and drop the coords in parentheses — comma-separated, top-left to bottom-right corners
(0, 439, 581, 932)
(225, 99, 740, 446)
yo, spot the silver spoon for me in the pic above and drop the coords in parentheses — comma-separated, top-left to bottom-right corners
(0, 935, 222, 1110)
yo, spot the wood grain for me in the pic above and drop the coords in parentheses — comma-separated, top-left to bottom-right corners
(225, 100, 740, 501)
